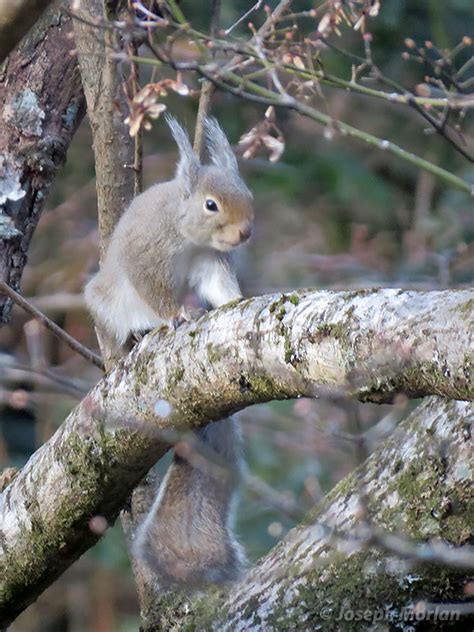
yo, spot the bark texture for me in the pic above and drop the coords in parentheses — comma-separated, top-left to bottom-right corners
(0, 287, 472, 624)
(73, 0, 148, 609)
(0, 0, 54, 63)
(0, 7, 86, 324)
(73, 0, 139, 259)
(148, 397, 473, 631)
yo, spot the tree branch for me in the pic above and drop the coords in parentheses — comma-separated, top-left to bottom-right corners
(129, 52, 474, 197)
(150, 396, 473, 631)
(0, 288, 472, 624)
(193, 0, 221, 159)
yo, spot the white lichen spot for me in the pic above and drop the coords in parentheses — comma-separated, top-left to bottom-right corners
(385, 556, 410, 576)
(0, 154, 25, 205)
(453, 462, 471, 481)
(3, 89, 45, 137)
(385, 491, 400, 508)
(154, 399, 172, 418)
(0, 214, 22, 239)
(405, 573, 423, 585)
(323, 124, 334, 141)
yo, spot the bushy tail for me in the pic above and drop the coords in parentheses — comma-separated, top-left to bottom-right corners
(132, 418, 246, 589)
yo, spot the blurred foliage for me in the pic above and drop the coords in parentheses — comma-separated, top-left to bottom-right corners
(2, 0, 473, 629)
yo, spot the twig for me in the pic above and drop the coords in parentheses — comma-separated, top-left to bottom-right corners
(0, 281, 104, 371)
(129, 50, 474, 195)
(193, 0, 221, 159)
(0, 364, 88, 399)
(224, 1, 263, 36)
(313, 520, 474, 571)
(257, 0, 293, 39)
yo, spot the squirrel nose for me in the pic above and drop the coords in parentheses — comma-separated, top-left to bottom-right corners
(239, 225, 252, 242)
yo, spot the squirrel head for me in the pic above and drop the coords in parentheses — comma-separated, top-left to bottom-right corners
(166, 115, 254, 252)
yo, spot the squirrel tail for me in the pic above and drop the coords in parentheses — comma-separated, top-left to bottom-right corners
(132, 418, 247, 589)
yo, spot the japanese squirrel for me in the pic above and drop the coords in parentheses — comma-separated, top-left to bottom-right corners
(85, 115, 253, 587)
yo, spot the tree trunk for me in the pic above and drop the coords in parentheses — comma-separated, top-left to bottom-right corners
(0, 7, 85, 324)
(73, 0, 140, 259)
(0, 288, 472, 625)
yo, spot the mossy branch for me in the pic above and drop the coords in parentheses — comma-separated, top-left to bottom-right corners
(151, 397, 473, 631)
(0, 288, 473, 624)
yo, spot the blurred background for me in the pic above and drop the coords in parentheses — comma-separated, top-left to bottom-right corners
(2, 1, 473, 629)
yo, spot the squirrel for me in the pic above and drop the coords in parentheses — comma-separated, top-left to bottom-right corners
(85, 115, 253, 587)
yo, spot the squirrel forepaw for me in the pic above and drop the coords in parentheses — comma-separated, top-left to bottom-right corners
(171, 305, 207, 329)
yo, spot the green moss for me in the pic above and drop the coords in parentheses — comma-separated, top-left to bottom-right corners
(223, 297, 244, 309)
(276, 306, 287, 321)
(237, 371, 283, 401)
(204, 342, 233, 365)
(282, 327, 300, 367)
(289, 293, 300, 306)
(284, 334, 294, 365)
(170, 366, 185, 387)
(269, 294, 288, 315)
(376, 454, 473, 545)
(262, 549, 468, 631)
(358, 357, 474, 402)
(456, 298, 474, 318)
(0, 428, 111, 607)
(345, 288, 379, 300)
(143, 588, 230, 632)
(308, 322, 348, 344)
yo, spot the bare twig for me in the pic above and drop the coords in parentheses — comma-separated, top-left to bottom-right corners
(224, 1, 263, 36)
(193, 0, 221, 159)
(0, 281, 104, 371)
(257, 0, 293, 39)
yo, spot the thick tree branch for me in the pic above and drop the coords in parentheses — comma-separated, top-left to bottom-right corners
(0, 288, 472, 624)
(150, 397, 474, 631)
(0, 7, 86, 325)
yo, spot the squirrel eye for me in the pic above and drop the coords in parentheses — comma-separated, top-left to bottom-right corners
(205, 198, 219, 212)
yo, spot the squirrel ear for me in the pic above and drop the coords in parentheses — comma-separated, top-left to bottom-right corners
(204, 117, 239, 173)
(165, 114, 200, 195)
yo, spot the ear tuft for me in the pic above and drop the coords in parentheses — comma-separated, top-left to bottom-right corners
(204, 117, 239, 173)
(165, 114, 200, 196)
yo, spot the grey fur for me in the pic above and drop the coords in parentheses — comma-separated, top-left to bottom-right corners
(204, 116, 239, 173)
(165, 114, 200, 196)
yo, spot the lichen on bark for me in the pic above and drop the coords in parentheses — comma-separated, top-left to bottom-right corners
(150, 398, 472, 632)
(0, 7, 85, 325)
